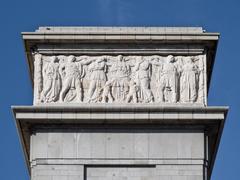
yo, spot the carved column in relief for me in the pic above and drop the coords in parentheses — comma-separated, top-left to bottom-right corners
(197, 55, 205, 104)
(33, 53, 43, 104)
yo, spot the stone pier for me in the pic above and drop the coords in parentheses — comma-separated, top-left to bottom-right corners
(12, 27, 228, 180)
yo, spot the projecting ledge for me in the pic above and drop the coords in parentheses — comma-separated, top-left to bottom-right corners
(12, 105, 228, 123)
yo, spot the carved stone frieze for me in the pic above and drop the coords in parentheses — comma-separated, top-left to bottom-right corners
(33, 54, 206, 105)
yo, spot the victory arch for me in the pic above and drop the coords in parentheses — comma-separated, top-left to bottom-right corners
(12, 27, 228, 180)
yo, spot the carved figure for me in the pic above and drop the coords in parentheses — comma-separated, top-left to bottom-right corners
(180, 57, 199, 103)
(101, 81, 114, 103)
(158, 55, 178, 103)
(150, 55, 164, 101)
(110, 55, 130, 102)
(59, 55, 85, 102)
(87, 56, 107, 102)
(41, 56, 61, 102)
(134, 57, 153, 103)
(125, 80, 138, 103)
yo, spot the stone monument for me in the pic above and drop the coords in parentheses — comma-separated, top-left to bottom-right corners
(12, 27, 228, 180)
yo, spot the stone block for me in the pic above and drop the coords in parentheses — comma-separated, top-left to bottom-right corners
(31, 133, 48, 160)
(47, 132, 63, 158)
(77, 133, 91, 158)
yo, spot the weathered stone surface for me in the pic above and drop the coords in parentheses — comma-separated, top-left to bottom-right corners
(31, 131, 204, 160)
(35, 54, 206, 105)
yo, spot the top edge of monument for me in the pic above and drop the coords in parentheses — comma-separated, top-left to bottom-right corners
(22, 26, 216, 35)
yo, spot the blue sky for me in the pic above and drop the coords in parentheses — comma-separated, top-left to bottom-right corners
(0, 0, 239, 179)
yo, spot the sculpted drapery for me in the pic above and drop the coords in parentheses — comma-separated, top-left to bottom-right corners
(179, 57, 199, 103)
(41, 56, 61, 103)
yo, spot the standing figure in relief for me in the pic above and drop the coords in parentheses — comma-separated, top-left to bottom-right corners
(101, 80, 114, 103)
(158, 55, 178, 103)
(41, 56, 61, 103)
(134, 57, 153, 103)
(150, 55, 164, 101)
(109, 55, 131, 102)
(179, 56, 199, 103)
(125, 80, 138, 103)
(59, 55, 87, 102)
(87, 56, 107, 102)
